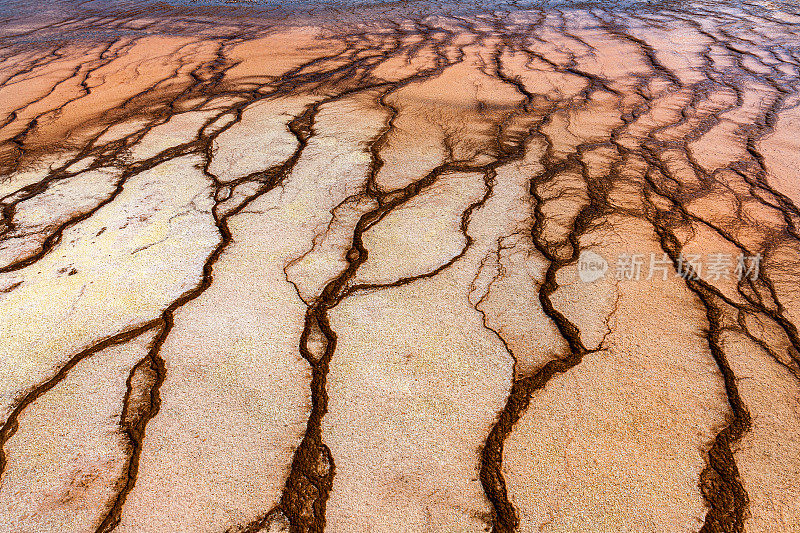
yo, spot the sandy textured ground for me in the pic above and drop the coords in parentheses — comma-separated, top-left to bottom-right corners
(0, 1, 799, 532)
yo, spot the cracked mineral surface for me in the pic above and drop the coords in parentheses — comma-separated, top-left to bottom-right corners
(1, 0, 799, 531)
